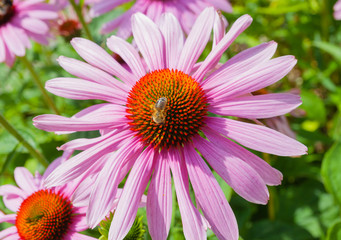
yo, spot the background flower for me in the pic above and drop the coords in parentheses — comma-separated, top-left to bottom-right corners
(90, 0, 232, 37)
(334, 0, 341, 19)
(0, 0, 57, 66)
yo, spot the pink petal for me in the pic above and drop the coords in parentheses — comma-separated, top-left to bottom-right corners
(0, 36, 5, 62)
(33, 107, 127, 133)
(87, 139, 143, 228)
(177, 7, 215, 74)
(106, 36, 145, 79)
(71, 38, 136, 86)
(183, 144, 239, 240)
(2, 24, 26, 57)
(0, 214, 16, 224)
(212, 10, 228, 47)
(14, 167, 39, 195)
(0, 185, 26, 212)
(209, 93, 302, 119)
(0, 226, 17, 239)
(90, 0, 130, 17)
(202, 40, 278, 90)
(206, 117, 308, 156)
(45, 77, 126, 104)
(209, 56, 297, 101)
(147, 151, 172, 240)
(168, 149, 206, 240)
(67, 232, 97, 240)
(43, 131, 129, 187)
(210, 0, 233, 12)
(158, 13, 184, 70)
(57, 56, 130, 93)
(194, 14, 252, 82)
(109, 147, 155, 240)
(19, 17, 49, 34)
(193, 136, 269, 204)
(131, 13, 165, 71)
(203, 127, 283, 186)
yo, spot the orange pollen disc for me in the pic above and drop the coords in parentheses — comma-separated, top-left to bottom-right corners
(15, 189, 73, 240)
(126, 69, 208, 149)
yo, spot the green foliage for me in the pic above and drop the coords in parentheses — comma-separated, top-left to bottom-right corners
(99, 212, 145, 240)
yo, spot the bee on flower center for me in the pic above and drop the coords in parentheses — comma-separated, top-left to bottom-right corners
(152, 97, 168, 125)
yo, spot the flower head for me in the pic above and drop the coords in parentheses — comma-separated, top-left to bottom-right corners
(0, 0, 58, 66)
(90, 0, 232, 37)
(34, 8, 307, 240)
(0, 152, 97, 240)
(334, 0, 341, 20)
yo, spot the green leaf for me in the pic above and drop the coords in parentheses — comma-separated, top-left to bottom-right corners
(300, 90, 326, 124)
(313, 41, 341, 64)
(326, 221, 341, 240)
(321, 142, 341, 205)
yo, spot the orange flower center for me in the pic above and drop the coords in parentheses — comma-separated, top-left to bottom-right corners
(126, 69, 208, 149)
(15, 189, 73, 240)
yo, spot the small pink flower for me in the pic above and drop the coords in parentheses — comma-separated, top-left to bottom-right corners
(0, 0, 58, 66)
(34, 8, 307, 240)
(0, 152, 97, 240)
(334, 0, 341, 19)
(90, 0, 232, 37)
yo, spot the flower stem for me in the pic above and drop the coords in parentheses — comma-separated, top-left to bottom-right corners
(68, 0, 93, 41)
(0, 113, 49, 168)
(20, 56, 60, 115)
(263, 152, 276, 220)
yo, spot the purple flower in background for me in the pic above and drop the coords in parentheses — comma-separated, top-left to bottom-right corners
(0, 0, 57, 66)
(34, 8, 307, 240)
(334, 0, 341, 19)
(90, 0, 232, 37)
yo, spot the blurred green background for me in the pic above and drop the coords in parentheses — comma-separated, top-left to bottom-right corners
(1, 0, 341, 239)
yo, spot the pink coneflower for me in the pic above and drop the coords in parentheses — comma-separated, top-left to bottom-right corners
(0, 153, 97, 240)
(334, 0, 341, 19)
(0, 0, 57, 66)
(34, 8, 307, 240)
(90, 0, 232, 37)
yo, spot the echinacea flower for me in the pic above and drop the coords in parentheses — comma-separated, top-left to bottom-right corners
(0, 0, 58, 66)
(34, 8, 307, 240)
(334, 0, 341, 20)
(90, 0, 232, 37)
(0, 152, 97, 240)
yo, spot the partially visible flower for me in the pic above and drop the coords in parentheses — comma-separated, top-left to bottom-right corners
(334, 0, 341, 20)
(0, 152, 96, 240)
(0, 0, 58, 66)
(34, 8, 307, 240)
(90, 0, 232, 37)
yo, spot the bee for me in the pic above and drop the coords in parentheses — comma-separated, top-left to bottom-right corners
(0, 0, 12, 17)
(152, 97, 168, 125)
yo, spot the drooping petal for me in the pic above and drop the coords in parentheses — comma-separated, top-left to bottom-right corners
(57, 56, 130, 93)
(206, 117, 308, 156)
(131, 13, 165, 71)
(109, 147, 155, 240)
(71, 38, 136, 86)
(0, 214, 16, 224)
(193, 14, 252, 82)
(203, 127, 283, 185)
(0, 226, 17, 239)
(209, 93, 302, 119)
(14, 167, 39, 195)
(183, 144, 239, 240)
(0, 185, 26, 212)
(209, 56, 297, 101)
(90, 0, 130, 17)
(43, 131, 130, 187)
(193, 136, 269, 204)
(87, 139, 143, 228)
(19, 17, 49, 34)
(168, 149, 206, 240)
(177, 7, 215, 74)
(147, 151, 172, 240)
(202, 41, 277, 89)
(45, 78, 127, 104)
(2, 24, 26, 57)
(158, 12, 184, 70)
(106, 36, 145, 79)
